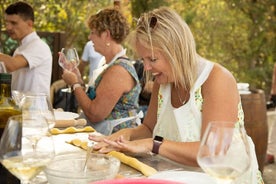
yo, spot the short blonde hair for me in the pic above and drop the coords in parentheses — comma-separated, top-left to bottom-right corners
(88, 8, 129, 44)
(130, 7, 198, 91)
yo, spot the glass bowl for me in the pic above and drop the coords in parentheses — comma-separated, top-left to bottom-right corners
(45, 152, 120, 184)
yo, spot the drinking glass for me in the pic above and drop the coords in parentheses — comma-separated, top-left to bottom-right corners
(0, 115, 55, 184)
(58, 47, 80, 93)
(20, 93, 56, 129)
(12, 90, 25, 106)
(197, 121, 251, 184)
(0, 61, 7, 73)
(58, 48, 80, 71)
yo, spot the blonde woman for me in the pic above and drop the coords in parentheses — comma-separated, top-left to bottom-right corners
(89, 7, 263, 183)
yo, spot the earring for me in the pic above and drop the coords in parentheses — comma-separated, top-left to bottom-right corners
(106, 42, 110, 47)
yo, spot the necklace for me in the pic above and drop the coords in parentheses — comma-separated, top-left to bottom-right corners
(176, 88, 188, 105)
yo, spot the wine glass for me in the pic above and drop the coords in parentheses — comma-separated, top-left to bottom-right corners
(58, 48, 80, 71)
(0, 61, 7, 73)
(20, 93, 56, 129)
(20, 93, 56, 183)
(197, 121, 251, 184)
(12, 90, 25, 106)
(23, 116, 50, 152)
(58, 47, 80, 93)
(0, 115, 55, 184)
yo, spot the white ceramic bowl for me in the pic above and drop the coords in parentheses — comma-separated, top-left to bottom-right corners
(237, 83, 249, 90)
(45, 152, 120, 184)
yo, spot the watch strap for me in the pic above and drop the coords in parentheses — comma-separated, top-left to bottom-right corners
(152, 136, 164, 154)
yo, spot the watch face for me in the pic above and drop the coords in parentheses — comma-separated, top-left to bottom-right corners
(154, 135, 163, 142)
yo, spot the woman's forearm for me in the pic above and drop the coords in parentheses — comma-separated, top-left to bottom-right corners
(151, 139, 200, 167)
(129, 124, 152, 140)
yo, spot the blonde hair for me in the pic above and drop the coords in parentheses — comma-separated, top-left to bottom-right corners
(130, 7, 198, 91)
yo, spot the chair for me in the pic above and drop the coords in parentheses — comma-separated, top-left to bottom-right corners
(50, 79, 67, 105)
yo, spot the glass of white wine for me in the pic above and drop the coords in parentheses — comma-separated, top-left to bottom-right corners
(0, 115, 55, 184)
(197, 121, 251, 184)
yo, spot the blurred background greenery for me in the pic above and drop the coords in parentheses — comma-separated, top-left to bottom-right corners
(0, 0, 275, 97)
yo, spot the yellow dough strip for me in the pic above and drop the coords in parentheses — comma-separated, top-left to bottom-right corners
(50, 126, 95, 135)
(67, 139, 157, 176)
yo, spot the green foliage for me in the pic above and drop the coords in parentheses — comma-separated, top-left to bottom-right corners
(0, 0, 275, 97)
(224, 0, 276, 94)
(0, 0, 112, 55)
(190, 0, 275, 95)
(131, 0, 168, 19)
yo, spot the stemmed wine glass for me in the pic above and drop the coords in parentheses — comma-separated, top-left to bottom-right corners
(58, 47, 80, 92)
(23, 116, 50, 152)
(20, 93, 56, 184)
(20, 93, 56, 129)
(58, 47, 80, 71)
(0, 115, 55, 184)
(197, 121, 251, 184)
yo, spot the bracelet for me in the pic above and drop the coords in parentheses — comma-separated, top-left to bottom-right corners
(72, 83, 84, 92)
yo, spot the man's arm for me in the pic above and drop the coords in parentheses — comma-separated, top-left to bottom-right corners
(0, 53, 28, 72)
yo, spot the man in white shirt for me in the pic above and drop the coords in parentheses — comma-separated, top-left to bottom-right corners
(78, 40, 105, 82)
(0, 1, 52, 97)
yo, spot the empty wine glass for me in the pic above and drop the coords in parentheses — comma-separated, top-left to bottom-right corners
(58, 48, 80, 71)
(20, 93, 56, 129)
(197, 121, 251, 184)
(0, 115, 55, 184)
(58, 48, 80, 93)
(23, 116, 50, 152)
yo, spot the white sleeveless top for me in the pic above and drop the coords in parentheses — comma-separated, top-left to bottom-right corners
(153, 58, 213, 142)
(152, 58, 263, 184)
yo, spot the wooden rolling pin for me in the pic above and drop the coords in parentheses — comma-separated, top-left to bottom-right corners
(54, 118, 87, 128)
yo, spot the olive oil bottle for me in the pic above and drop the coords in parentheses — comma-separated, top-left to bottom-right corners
(0, 73, 21, 137)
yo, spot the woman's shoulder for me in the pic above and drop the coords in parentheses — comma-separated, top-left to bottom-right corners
(211, 63, 236, 81)
(203, 62, 238, 95)
(112, 57, 139, 80)
(102, 58, 136, 83)
(114, 57, 134, 67)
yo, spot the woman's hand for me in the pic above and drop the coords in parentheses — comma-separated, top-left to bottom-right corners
(89, 128, 142, 153)
(62, 69, 80, 85)
(90, 133, 152, 154)
(89, 129, 130, 148)
(103, 136, 152, 154)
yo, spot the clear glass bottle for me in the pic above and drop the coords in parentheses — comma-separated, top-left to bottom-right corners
(0, 73, 21, 137)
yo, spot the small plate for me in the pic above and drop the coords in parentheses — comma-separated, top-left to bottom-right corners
(149, 171, 216, 184)
(54, 111, 79, 120)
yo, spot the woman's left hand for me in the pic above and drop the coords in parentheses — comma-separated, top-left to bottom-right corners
(62, 69, 80, 85)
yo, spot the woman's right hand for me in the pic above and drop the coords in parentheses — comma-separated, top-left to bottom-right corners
(88, 128, 132, 152)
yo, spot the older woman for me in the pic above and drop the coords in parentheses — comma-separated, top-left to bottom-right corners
(62, 8, 141, 135)
(89, 7, 263, 183)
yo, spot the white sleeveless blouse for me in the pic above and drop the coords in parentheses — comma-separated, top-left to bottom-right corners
(152, 57, 263, 184)
(153, 58, 213, 142)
